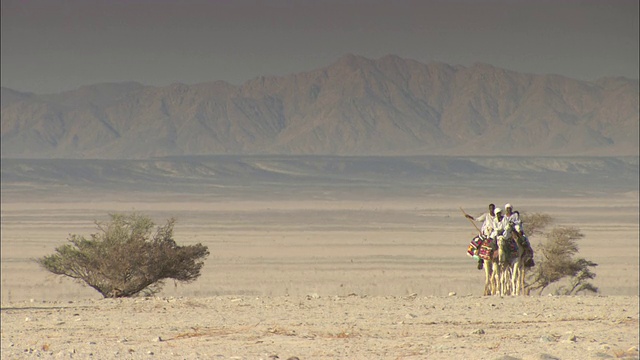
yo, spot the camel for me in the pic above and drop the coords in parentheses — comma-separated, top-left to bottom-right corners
(473, 231, 518, 296)
(474, 235, 508, 296)
(475, 237, 498, 296)
(496, 235, 512, 296)
(463, 207, 532, 296)
(495, 231, 528, 296)
(510, 233, 530, 295)
(496, 232, 519, 296)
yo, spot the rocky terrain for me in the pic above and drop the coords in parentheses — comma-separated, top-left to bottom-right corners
(1, 295, 638, 359)
(2, 55, 638, 159)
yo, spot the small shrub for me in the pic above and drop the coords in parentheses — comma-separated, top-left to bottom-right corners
(525, 226, 598, 295)
(521, 212, 553, 236)
(37, 213, 209, 298)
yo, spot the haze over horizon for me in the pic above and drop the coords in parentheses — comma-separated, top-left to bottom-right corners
(2, 0, 638, 95)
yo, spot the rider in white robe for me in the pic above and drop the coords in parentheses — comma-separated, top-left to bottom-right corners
(504, 204, 522, 235)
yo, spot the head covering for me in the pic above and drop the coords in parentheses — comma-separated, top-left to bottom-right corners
(494, 207, 502, 214)
(505, 203, 512, 209)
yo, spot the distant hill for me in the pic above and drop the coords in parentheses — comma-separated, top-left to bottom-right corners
(1, 54, 638, 159)
(1, 156, 637, 200)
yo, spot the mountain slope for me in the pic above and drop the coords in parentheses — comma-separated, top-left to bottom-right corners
(1, 54, 638, 159)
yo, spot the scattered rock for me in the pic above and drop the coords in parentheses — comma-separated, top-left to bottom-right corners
(306, 293, 320, 300)
(147, 351, 154, 355)
(471, 329, 485, 335)
(540, 335, 556, 343)
(287, 357, 300, 360)
(448, 292, 456, 296)
(537, 354, 561, 360)
(152, 336, 163, 342)
(562, 334, 577, 343)
(405, 313, 417, 319)
(493, 356, 521, 360)
(591, 353, 614, 359)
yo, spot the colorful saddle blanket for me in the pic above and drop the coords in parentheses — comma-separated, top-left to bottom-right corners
(466, 236, 483, 257)
(467, 236, 495, 260)
(478, 242, 495, 261)
(505, 238, 518, 255)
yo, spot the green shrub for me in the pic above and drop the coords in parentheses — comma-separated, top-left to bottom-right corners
(525, 226, 598, 295)
(37, 213, 209, 298)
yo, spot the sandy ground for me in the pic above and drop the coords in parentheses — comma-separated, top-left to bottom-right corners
(1, 192, 639, 359)
(1, 295, 638, 359)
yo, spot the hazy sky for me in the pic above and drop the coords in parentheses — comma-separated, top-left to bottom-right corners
(1, 0, 638, 94)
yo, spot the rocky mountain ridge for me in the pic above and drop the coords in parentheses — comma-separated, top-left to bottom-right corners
(2, 54, 638, 159)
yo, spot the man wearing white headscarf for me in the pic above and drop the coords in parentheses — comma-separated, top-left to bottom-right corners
(504, 204, 523, 235)
(504, 204, 535, 267)
(490, 207, 512, 242)
(465, 203, 496, 238)
(465, 203, 496, 270)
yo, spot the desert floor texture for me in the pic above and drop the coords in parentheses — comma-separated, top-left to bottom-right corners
(1, 190, 638, 359)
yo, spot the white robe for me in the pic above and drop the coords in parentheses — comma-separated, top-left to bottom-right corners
(474, 212, 495, 237)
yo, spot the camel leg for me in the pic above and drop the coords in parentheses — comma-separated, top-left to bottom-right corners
(513, 259, 525, 296)
(483, 259, 492, 296)
(497, 236, 508, 296)
(518, 262, 526, 295)
(491, 261, 500, 295)
(519, 265, 525, 295)
(501, 264, 512, 296)
(511, 244, 526, 296)
(511, 260, 520, 296)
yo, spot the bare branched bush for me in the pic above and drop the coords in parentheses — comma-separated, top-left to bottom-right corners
(37, 213, 210, 298)
(525, 226, 598, 295)
(521, 212, 553, 236)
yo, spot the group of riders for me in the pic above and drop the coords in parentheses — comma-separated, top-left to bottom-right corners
(464, 203, 535, 269)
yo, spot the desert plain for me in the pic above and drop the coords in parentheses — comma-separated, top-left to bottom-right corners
(1, 156, 639, 359)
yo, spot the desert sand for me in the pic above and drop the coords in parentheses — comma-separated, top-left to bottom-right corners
(1, 191, 639, 359)
(1, 294, 638, 359)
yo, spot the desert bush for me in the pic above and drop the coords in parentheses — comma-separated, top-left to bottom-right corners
(525, 226, 598, 295)
(37, 213, 210, 298)
(520, 212, 553, 236)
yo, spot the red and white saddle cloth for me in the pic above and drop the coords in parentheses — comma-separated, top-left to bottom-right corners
(467, 235, 495, 260)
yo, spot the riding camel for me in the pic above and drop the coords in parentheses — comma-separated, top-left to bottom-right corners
(510, 233, 530, 295)
(496, 234, 514, 296)
(462, 206, 533, 296)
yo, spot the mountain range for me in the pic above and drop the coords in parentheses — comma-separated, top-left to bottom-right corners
(1, 54, 638, 159)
